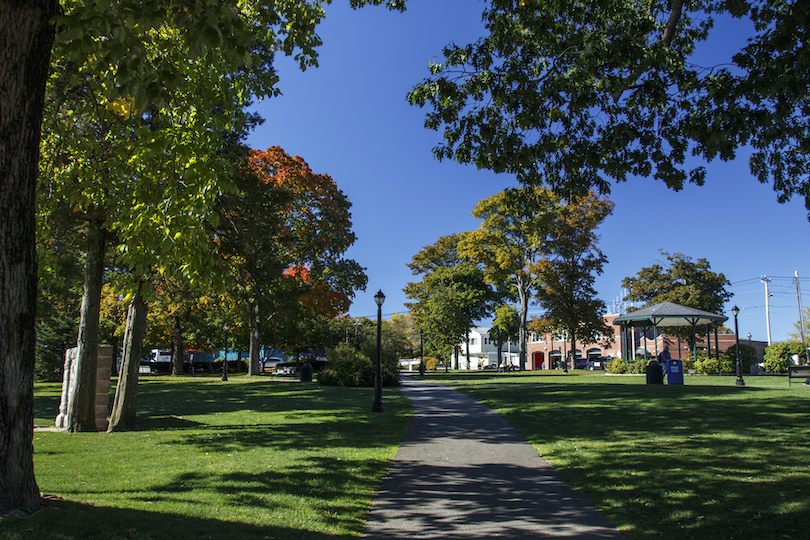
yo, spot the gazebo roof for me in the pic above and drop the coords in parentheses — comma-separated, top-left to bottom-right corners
(613, 301, 728, 328)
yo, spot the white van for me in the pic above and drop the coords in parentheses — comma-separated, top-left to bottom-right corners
(151, 349, 172, 363)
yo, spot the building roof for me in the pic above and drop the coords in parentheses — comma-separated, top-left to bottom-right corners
(613, 301, 728, 328)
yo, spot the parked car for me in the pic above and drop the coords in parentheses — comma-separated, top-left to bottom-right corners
(586, 358, 608, 370)
(260, 357, 284, 372)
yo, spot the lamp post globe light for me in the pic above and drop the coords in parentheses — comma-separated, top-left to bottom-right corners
(732, 306, 744, 387)
(222, 323, 230, 382)
(372, 290, 385, 413)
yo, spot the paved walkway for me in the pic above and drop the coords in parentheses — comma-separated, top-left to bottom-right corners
(363, 377, 627, 539)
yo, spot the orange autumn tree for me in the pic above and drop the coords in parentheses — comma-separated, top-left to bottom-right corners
(214, 146, 366, 374)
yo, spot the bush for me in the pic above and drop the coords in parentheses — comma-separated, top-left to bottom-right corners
(632, 357, 651, 374)
(607, 358, 630, 374)
(319, 344, 400, 387)
(694, 352, 733, 374)
(763, 342, 807, 373)
(723, 344, 757, 374)
(424, 357, 440, 370)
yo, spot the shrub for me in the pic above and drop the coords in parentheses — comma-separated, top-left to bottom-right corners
(763, 342, 807, 373)
(723, 344, 757, 374)
(319, 343, 400, 387)
(632, 357, 651, 374)
(424, 357, 440, 370)
(694, 354, 732, 374)
(607, 358, 630, 374)
(318, 345, 375, 387)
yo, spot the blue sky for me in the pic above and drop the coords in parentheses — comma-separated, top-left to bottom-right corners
(246, 0, 810, 343)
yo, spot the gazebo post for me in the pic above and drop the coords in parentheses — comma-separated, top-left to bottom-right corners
(677, 328, 682, 360)
(707, 325, 712, 358)
(714, 325, 720, 361)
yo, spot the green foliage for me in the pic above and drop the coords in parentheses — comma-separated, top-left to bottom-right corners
(424, 357, 440, 370)
(607, 358, 630, 374)
(763, 341, 807, 373)
(533, 191, 614, 353)
(405, 234, 493, 361)
(787, 307, 810, 345)
(607, 356, 653, 375)
(622, 251, 732, 315)
(319, 343, 399, 387)
(724, 344, 757, 373)
(318, 344, 374, 387)
(409, 0, 810, 215)
(694, 350, 733, 375)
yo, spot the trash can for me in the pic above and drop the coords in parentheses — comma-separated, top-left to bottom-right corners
(300, 361, 313, 382)
(646, 360, 664, 385)
(666, 359, 684, 385)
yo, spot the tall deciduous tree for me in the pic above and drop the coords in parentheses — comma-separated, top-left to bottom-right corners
(409, 0, 810, 216)
(0, 0, 58, 516)
(228, 147, 366, 372)
(405, 234, 492, 368)
(459, 188, 557, 369)
(531, 192, 614, 372)
(2, 0, 406, 514)
(621, 250, 732, 314)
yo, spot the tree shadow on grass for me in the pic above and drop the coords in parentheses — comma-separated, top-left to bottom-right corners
(459, 383, 810, 540)
(0, 497, 356, 540)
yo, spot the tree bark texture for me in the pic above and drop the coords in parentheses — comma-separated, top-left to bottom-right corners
(108, 288, 148, 432)
(517, 275, 529, 371)
(248, 307, 261, 376)
(172, 314, 184, 376)
(0, 0, 57, 515)
(66, 216, 106, 432)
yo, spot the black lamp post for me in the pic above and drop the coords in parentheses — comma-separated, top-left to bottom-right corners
(222, 323, 230, 382)
(732, 306, 744, 387)
(372, 290, 385, 413)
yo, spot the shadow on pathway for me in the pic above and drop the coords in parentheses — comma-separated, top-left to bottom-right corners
(363, 377, 627, 539)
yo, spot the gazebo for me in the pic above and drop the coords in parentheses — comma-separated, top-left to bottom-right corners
(613, 302, 729, 363)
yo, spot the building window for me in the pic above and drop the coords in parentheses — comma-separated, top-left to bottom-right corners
(470, 338, 477, 346)
(483, 336, 490, 345)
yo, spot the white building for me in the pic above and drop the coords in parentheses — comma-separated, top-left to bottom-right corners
(454, 327, 521, 370)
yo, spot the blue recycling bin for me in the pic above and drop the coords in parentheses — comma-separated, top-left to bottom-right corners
(666, 359, 684, 385)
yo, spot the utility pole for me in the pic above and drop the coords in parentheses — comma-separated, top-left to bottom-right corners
(762, 276, 772, 346)
(797, 271, 809, 365)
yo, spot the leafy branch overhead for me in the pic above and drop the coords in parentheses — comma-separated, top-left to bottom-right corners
(409, 0, 810, 216)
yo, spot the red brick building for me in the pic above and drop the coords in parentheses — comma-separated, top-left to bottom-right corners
(526, 312, 767, 370)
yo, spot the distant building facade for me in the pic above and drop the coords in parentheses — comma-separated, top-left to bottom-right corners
(450, 313, 766, 371)
(455, 327, 521, 370)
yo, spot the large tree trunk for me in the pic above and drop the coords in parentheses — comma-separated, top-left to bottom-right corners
(248, 300, 261, 376)
(171, 314, 184, 376)
(0, 0, 57, 515)
(108, 286, 148, 432)
(66, 215, 106, 432)
(517, 275, 529, 370)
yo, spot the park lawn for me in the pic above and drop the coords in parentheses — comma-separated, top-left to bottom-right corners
(434, 370, 810, 540)
(2, 377, 411, 540)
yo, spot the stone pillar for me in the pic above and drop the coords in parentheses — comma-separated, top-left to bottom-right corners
(55, 345, 113, 431)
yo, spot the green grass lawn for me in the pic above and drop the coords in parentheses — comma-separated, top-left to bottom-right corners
(420, 370, 810, 540)
(3, 377, 411, 540)
(7, 371, 810, 540)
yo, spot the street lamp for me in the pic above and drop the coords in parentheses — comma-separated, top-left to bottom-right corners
(372, 290, 385, 413)
(222, 323, 230, 382)
(732, 306, 744, 387)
